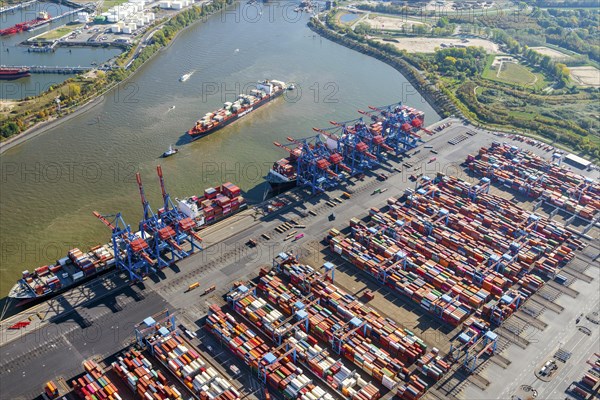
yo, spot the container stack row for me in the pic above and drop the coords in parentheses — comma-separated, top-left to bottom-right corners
(466, 142, 599, 220)
(415, 348, 449, 382)
(196, 183, 245, 223)
(275, 262, 428, 367)
(289, 332, 379, 399)
(226, 283, 390, 397)
(570, 353, 600, 398)
(148, 332, 240, 400)
(206, 304, 337, 400)
(328, 173, 580, 326)
(71, 360, 121, 400)
(112, 348, 183, 400)
(248, 269, 412, 387)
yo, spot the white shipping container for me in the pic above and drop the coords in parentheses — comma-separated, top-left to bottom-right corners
(72, 271, 84, 280)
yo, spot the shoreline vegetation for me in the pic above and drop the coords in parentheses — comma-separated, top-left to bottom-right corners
(0, 0, 234, 153)
(309, 7, 599, 163)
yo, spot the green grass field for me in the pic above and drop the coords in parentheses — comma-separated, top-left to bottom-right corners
(498, 62, 537, 85)
(482, 56, 548, 89)
(37, 26, 80, 41)
(101, 0, 129, 12)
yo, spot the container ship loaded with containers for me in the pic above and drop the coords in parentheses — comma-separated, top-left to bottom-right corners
(187, 79, 292, 140)
(8, 182, 246, 305)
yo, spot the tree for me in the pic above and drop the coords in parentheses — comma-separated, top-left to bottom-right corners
(67, 83, 81, 99)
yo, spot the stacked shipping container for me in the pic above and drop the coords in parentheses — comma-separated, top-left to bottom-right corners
(329, 174, 580, 326)
(206, 304, 337, 399)
(466, 143, 599, 220)
(112, 348, 183, 399)
(72, 360, 121, 400)
(148, 332, 240, 399)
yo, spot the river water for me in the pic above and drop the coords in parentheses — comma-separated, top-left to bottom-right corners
(0, 1, 122, 99)
(0, 1, 439, 296)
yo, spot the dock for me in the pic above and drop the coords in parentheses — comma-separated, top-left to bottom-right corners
(2, 65, 94, 74)
(0, 0, 36, 14)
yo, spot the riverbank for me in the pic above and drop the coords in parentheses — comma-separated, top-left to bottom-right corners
(307, 18, 454, 120)
(0, 93, 106, 154)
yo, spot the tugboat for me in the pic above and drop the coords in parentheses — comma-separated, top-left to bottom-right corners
(162, 144, 179, 158)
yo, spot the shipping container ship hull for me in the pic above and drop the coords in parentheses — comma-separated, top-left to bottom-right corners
(188, 79, 290, 140)
(266, 169, 297, 192)
(11, 267, 116, 308)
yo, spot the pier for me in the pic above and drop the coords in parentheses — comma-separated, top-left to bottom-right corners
(2, 65, 94, 73)
(0, 0, 36, 14)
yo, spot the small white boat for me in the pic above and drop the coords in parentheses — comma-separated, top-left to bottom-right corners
(162, 144, 179, 158)
(234, 48, 240, 53)
(179, 71, 193, 82)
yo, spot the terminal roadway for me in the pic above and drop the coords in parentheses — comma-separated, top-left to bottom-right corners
(1, 119, 598, 399)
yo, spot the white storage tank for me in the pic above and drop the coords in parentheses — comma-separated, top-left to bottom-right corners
(107, 15, 118, 22)
(148, 12, 155, 20)
(110, 24, 121, 33)
(122, 25, 132, 34)
(159, 1, 171, 8)
(171, 1, 183, 9)
(77, 12, 90, 23)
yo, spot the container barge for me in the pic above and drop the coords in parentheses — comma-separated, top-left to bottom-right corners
(7, 182, 247, 305)
(187, 79, 293, 140)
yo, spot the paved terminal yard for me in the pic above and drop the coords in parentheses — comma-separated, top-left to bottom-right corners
(1, 119, 598, 400)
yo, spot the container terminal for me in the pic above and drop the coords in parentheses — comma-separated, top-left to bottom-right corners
(0, 114, 598, 400)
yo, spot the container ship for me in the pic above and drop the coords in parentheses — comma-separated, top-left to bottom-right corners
(187, 79, 292, 140)
(8, 245, 116, 304)
(0, 67, 31, 80)
(0, 11, 50, 36)
(8, 182, 246, 304)
(266, 104, 425, 191)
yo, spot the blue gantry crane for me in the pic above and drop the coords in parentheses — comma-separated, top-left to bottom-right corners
(135, 172, 187, 267)
(359, 103, 422, 155)
(156, 165, 203, 253)
(329, 118, 393, 161)
(93, 211, 155, 281)
(273, 135, 340, 194)
(313, 125, 378, 176)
